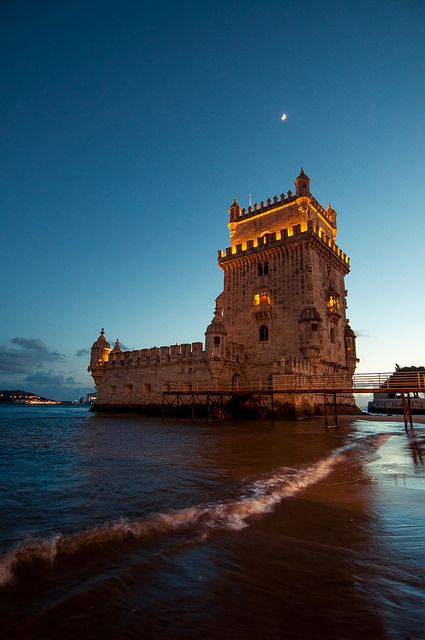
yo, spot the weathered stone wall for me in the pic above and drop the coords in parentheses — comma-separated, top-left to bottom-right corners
(94, 341, 247, 406)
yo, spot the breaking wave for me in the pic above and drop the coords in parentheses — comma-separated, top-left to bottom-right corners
(0, 435, 388, 588)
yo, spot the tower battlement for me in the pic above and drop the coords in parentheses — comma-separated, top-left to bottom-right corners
(230, 193, 335, 228)
(218, 220, 349, 267)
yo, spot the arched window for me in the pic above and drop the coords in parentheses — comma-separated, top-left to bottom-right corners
(259, 325, 269, 341)
(263, 261, 269, 275)
(258, 262, 263, 276)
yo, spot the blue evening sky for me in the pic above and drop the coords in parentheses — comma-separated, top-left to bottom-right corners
(1, 0, 424, 400)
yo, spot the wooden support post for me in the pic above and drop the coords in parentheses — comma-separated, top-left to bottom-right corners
(324, 392, 328, 429)
(401, 393, 412, 432)
(333, 392, 338, 426)
(324, 393, 337, 429)
(408, 393, 413, 430)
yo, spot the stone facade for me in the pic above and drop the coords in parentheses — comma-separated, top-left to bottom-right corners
(89, 169, 358, 413)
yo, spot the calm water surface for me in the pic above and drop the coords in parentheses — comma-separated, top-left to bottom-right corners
(0, 405, 424, 639)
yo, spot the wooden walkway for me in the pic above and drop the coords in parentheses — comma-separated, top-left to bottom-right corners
(162, 371, 425, 430)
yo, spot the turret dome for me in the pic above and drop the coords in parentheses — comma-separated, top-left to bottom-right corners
(295, 167, 311, 197)
(92, 328, 110, 349)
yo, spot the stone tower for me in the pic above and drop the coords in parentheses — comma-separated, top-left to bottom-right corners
(217, 169, 356, 388)
(88, 169, 357, 414)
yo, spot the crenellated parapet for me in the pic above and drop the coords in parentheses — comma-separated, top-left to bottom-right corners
(105, 339, 246, 369)
(218, 219, 349, 268)
(107, 342, 205, 367)
(229, 192, 296, 222)
(228, 193, 336, 229)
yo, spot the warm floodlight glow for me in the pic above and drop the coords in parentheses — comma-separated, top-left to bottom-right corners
(280, 113, 287, 121)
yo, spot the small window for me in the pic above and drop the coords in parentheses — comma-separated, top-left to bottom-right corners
(109, 385, 116, 395)
(311, 323, 318, 331)
(330, 328, 335, 344)
(143, 383, 152, 393)
(214, 336, 220, 346)
(263, 261, 269, 275)
(124, 384, 133, 393)
(258, 263, 263, 276)
(259, 325, 269, 341)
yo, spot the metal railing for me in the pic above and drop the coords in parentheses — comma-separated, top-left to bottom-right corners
(161, 371, 425, 395)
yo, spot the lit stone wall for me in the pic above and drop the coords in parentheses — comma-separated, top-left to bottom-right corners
(92, 342, 248, 406)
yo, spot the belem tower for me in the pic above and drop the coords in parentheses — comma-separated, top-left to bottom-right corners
(89, 169, 358, 415)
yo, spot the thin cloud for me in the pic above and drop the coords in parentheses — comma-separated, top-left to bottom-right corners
(24, 370, 82, 386)
(354, 330, 370, 338)
(76, 348, 90, 357)
(0, 337, 63, 374)
(11, 337, 60, 354)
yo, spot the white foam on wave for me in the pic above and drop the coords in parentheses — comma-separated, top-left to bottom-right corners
(0, 435, 389, 587)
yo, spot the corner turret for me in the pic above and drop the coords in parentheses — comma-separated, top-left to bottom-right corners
(295, 168, 311, 197)
(88, 328, 111, 388)
(345, 320, 358, 372)
(228, 197, 241, 222)
(326, 201, 337, 228)
(205, 295, 227, 357)
(298, 307, 322, 362)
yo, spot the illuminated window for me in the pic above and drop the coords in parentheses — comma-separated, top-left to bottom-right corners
(259, 325, 269, 341)
(253, 291, 271, 305)
(327, 294, 340, 314)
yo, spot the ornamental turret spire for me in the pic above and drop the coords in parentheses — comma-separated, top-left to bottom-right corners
(228, 197, 241, 222)
(295, 167, 311, 197)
